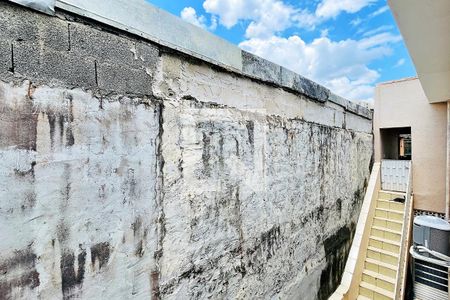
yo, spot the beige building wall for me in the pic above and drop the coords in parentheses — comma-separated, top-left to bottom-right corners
(374, 78, 447, 213)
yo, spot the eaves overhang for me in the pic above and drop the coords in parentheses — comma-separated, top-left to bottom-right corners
(389, 0, 450, 103)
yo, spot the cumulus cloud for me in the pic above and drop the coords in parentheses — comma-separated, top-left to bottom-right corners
(240, 33, 402, 102)
(189, 0, 399, 102)
(202, 0, 376, 38)
(203, 0, 298, 38)
(181, 7, 216, 31)
(316, 0, 377, 19)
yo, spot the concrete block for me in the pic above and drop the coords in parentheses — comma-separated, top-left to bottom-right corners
(242, 51, 281, 84)
(14, 42, 96, 88)
(97, 61, 153, 95)
(39, 17, 70, 51)
(347, 101, 372, 120)
(346, 101, 359, 115)
(70, 22, 137, 66)
(0, 1, 39, 42)
(0, 1, 69, 50)
(135, 41, 159, 74)
(281, 67, 329, 103)
(345, 112, 372, 133)
(0, 40, 12, 73)
(328, 93, 348, 109)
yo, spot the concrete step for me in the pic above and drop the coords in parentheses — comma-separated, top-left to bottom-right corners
(369, 236, 400, 253)
(372, 217, 403, 234)
(374, 208, 404, 222)
(377, 199, 405, 212)
(359, 281, 394, 300)
(365, 258, 397, 279)
(373, 216, 403, 232)
(367, 246, 399, 266)
(362, 269, 395, 292)
(371, 226, 402, 243)
(378, 190, 406, 201)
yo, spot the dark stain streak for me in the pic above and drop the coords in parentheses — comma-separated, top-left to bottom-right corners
(0, 246, 40, 299)
(218, 135, 224, 168)
(234, 137, 239, 157)
(245, 225, 282, 273)
(57, 221, 70, 244)
(90, 242, 110, 270)
(60, 247, 86, 300)
(132, 217, 142, 237)
(63, 164, 71, 206)
(178, 158, 184, 178)
(233, 186, 246, 277)
(14, 161, 36, 178)
(179, 264, 204, 280)
(246, 120, 254, 147)
(66, 96, 75, 146)
(151, 271, 160, 300)
(299, 205, 325, 227)
(135, 240, 144, 257)
(318, 224, 355, 300)
(336, 198, 342, 218)
(48, 113, 57, 150)
(202, 132, 211, 176)
(58, 115, 65, 141)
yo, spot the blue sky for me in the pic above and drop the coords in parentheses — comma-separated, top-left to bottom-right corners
(147, 0, 416, 103)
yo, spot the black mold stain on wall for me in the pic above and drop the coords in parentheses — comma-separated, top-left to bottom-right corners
(317, 224, 355, 300)
(60, 247, 87, 300)
(246, 225, 282, 273)
(0, 246, 40, 299)
(90, 242, 110, 270)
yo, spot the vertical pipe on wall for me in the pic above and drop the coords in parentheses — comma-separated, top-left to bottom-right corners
(446, 101, 450, 220)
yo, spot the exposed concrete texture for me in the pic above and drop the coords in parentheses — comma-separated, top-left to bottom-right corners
(0, 2, 373, 299)
(33, 0, 372, 118)
(0, 1, 158, 94)
(157, 97, 371, 299)
(54, 0, 243, 70)
(0, 80, 159, 299)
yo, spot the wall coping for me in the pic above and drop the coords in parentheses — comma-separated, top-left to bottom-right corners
(9, 0, 373, 120)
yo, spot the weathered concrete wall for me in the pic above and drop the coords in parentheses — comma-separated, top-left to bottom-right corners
(0, 1, 373, 299)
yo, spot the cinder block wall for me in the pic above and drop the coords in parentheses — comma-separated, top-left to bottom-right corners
(0, 2, 373, 299)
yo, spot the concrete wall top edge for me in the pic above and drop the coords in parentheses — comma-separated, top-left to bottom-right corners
(7, 0, 372, 120)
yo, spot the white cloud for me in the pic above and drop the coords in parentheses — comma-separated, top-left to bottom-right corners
(203, 0, 376, 38)
(198, 0, 398, 102)
(316, 0, 376, 19)
(394, 58, 405, 68)
(350, 17, 362, 27)
(240, 32, 402, 102)
(362, 25, 394, 37)
(203, 0, 299, 38)
(320, 28, 329, 37)
(245, 1, 293, 38)
(180, 7, 216, 31)
(369, 5, 389, 18)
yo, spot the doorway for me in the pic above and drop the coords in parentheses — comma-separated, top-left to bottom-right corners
(380, 127, 412, 160)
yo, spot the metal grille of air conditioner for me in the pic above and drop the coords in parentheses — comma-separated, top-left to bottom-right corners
(414, 259, 448, 300)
